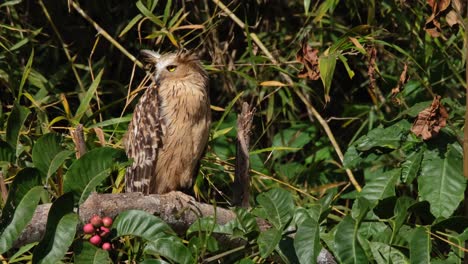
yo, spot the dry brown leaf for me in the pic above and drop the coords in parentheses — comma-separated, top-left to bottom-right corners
(424, 0, 461, 37)
(411, 95, 448, 140)
(296, 42, 320, 80)
(367, 47, 377, 92)
(425, 13, 442, 37)
(445, 10, 460, 27)
(391, 64, 408, 105)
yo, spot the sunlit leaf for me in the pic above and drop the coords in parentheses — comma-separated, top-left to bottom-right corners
(333, 216, 368, 264)
(256, 188, 294, 229)
(419, 143, 464, 218)
(410, 226, 430, 264)
(33, 193, 78, 264)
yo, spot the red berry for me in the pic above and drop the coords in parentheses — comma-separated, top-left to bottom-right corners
(102, 216, 113, 227)
(83, 223, 95, 234)
(89, 235, 102, 246)
(90, 215, 103, 227)
(102, 242, 112, 251)
(99, 226, 110, 237)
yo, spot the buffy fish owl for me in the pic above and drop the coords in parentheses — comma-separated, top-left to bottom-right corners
(124, 50, 211, 194)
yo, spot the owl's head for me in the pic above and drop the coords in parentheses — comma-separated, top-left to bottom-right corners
(140, 50, 207, 85)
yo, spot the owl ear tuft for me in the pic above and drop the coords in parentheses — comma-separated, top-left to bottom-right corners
(140, 50, 160, 65)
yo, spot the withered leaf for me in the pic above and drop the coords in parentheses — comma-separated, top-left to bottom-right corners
(446, 10, 460, 27)
(424, 0, 458, 37)
(391, 64, 408, 105)
(411, 95, 448, 140)
(296, 42, 320, 80)
(367, 47, 377, 92)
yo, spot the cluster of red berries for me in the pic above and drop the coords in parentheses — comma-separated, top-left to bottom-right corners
(83, 215, 113, 251)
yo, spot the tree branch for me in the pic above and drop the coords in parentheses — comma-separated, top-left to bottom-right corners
(14, 191, 336, 263)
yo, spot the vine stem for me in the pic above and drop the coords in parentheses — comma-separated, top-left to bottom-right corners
(212, 0, 362, 192)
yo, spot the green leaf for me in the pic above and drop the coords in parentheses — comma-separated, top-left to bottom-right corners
(74, 241, 112, 264)
(257, 227, 282, 258)
(118, 14, 143, 38)
(32, 133, 63, 176)
(392, 196, 415, 236)
(33, 193, 78, 264)
(419, 143, 465, 218)
(401, 148, 423, 184)
(145, 236, 194, 264)
(0, 140, 15, 164)
(136, 0, 164, 26)
(355, 120, 410, 151)
(359, 169, 400, 206)
(18, 49, 34, 101)
(0, 184, 44, 254)
(256, 188, 294, 229)
(318, 52, 336, 102)
(410, 226, 430, 264)
(294, 212, 320, 264)
(46, 150, 74, 180)
(369, 242, 409, 264)
(6, 102, 31, 149)
(140, 259, 170, 264)
(303, 0, 311, 14)
(74, 69, 104, 122)
(63, 147, 127, 204)
(114, 210, 174, 240)
(334, 216, 368, 264)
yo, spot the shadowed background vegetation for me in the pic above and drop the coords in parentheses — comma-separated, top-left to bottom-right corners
(0, 0, 467, 262)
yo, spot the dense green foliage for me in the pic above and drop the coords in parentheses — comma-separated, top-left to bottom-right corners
(0, 0, 467, 262)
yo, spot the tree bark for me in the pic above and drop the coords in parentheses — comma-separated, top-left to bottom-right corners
(14, 191, 335, 263)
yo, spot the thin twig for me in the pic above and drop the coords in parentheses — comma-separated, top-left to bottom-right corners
(38, 0, 84, 92)
(69, 0, 143, 69)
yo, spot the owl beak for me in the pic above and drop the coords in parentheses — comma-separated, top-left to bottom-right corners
(140, 50, 161, 64)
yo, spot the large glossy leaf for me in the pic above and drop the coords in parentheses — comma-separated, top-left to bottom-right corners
(114, 210, 174, 240)
(294, 210, 320, 264)
(409, 226, 430, 264)
(0, 168, 43, 254)
(369, 242, 409, 264)
(392, 196, 415, 236)
(32, 133, 63, 176)
(33, 193, 78, 264)
(5, 102, 31, 150)
(257, 227, 282, 258)
(419, 143, 465, 218)
(355, 120, 410, 151)
(0, 140, 15, 165)
(256, 188, 294, 229)
(334, 216, 368, 264)
(74, 241, 111, 264)
(360, 169, 400, 205)
(401, 148, 423, 184)
(0, 186, 43, 254)
(145, 236, 194, 264)
(63, 147, 127, 204)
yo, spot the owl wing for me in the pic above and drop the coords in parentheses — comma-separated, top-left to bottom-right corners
(124, 84, 162, 194)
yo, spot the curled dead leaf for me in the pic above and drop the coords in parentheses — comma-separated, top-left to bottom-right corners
(411, 96, 448, 140)
(296, 42, 320, 80)
(391, 64, 408, 104)
(424, 0, 462, 37)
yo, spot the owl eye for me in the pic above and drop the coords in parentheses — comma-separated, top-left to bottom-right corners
(166, 65, 177, 72)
